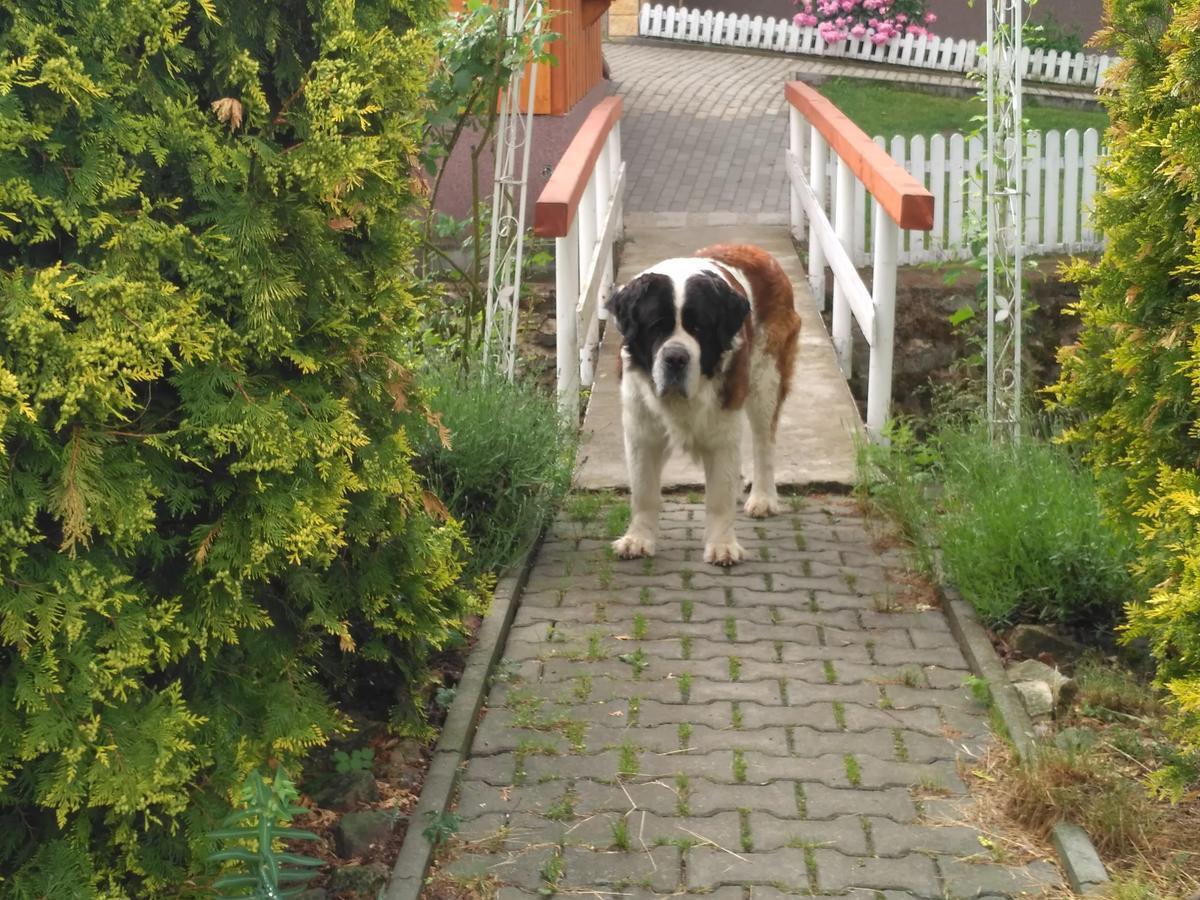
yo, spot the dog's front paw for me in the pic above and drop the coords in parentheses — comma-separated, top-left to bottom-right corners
(744, 493, 783, 518)
(704, 538, 744, 567)
(613, 532, 656, 559)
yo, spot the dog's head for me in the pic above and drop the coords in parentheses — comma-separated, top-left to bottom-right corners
(606, 263, 750, 400)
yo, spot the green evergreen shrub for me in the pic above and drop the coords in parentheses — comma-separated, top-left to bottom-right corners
(1051, 0, 1200, 785)
(0, 0, 479, 892)
(413, 363, 575, 578)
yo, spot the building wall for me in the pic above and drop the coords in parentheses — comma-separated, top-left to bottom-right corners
(432, 78, 614, 224)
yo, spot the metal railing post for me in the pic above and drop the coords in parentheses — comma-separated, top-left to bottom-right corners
(808, 125, 828, 311)
(866, 201, 899, 439)
(556, 216, 581, 420)
(831, 156, 855, 376)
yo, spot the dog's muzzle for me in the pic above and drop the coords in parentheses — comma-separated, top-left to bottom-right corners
(657, 343, 691, 396)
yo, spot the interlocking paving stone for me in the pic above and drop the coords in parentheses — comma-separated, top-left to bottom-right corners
(441, 502, 1062, 897)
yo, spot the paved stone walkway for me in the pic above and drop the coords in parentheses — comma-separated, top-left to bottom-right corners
(606, 40, 1096, 224)
(443, 497, 1062, 898)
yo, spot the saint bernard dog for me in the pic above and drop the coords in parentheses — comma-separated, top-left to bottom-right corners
(606, 243, 801, 566)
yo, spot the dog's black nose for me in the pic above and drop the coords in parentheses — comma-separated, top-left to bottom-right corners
(662, 345, 689, 371)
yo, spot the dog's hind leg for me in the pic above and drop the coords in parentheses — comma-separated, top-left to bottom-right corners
(744, 351, 784, 518)
(613, 410, 668, 559)
(702, 434, 745, 566)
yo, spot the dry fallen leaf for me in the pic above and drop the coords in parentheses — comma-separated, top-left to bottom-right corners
(211, 97, 244, 130)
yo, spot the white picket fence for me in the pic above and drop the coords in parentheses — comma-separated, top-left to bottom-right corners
(640, 3, 1117, 88)
(806, 127, 1103, 265)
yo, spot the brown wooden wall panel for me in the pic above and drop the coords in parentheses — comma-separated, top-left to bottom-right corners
(447, 0, 607, 116)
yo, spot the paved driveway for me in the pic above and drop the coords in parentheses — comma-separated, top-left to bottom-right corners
(605, 42, 797, 222)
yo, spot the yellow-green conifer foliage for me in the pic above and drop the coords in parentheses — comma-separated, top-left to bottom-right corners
(1053, 0, 1200, 782)
(0, 0, 478, 892)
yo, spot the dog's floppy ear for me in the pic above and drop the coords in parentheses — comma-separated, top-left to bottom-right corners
(606, 273, 657, 341)
(683, 272, 750, 375)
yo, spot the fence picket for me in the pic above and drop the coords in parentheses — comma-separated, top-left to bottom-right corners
(1063, 128, 1080, 247)
(967, 134, 984, 238)
(1081, 128, 1100, 243)
(909, 135, 928, 260)
(929, 134, 946, 257)
(948, 133, 965, 251)
(1043, 129, 1061, 251)
(890, 136, 909, 258)
(1025, 130, 1042, 249)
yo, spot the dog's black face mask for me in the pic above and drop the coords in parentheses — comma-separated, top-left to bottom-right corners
(681, 272, 751, 377)
(606, 273, 677, 374)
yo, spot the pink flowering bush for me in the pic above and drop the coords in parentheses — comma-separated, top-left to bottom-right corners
(793, 0, 937, 45)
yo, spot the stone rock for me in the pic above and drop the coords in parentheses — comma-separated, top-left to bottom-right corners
(532, 319, 558, 349)
(334, 809, 397, 859)
(328, 861, 390, 897)
(313, 769, 379, 812)
(1009, 624, 1086, 666)
(1055, 726, 1100, 754)
(1009, 658, 1078, 713)
(1013, 679, 1055, 719)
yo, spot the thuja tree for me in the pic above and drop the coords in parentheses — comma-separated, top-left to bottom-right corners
(1052, 0, 1200, 791)
(0, 0, 479, 892)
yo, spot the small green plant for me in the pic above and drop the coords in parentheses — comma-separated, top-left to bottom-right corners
(435, 686, 458, 710)
(207, 769, 323, 899)
(681, 599, 694, 622)
(333, 747, 375, 775)
(964, 674, 993, 707)
(681, 571, 694, 589)
(729, 657, 742, 682)
(678, 672, 693, 703)
(633, 614, 648, 641)
(587, 632, 607, 661)
(732, 750, 748, 783)
(678, 722, 693, 749)
(639, 587, 653, 605)
(540, 849, 565, 892)
(618, 742, 639, 779)
(900, 667, 922, 688)
(572, 675, 593, 702)
(832, 702, 847, 731)
(731, 702, 744, 730)
(724, 617, 738, 642)
(738, 809, 753, 852)
(824, 661, 838, 684)
(611, 818, 631, 851)
(681, 635, 694, 660)
(794, 782, 808, 817)
(630, 648, 647, 680)
(546, 790, 576, 822)
(844, 754, 862, 787)
(675, 774, 691, 815)
(893, 730, 909, 762)
(605, 503, 632, 539)
(628, 696, 641, 725)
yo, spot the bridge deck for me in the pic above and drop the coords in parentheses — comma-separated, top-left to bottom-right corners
(575, 224, 862, 491)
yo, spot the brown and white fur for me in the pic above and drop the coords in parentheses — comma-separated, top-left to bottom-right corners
(605, 244, 801, 566)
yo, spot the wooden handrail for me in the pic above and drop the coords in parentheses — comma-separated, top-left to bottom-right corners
(534, 96, 623, 237)
(785, 81, 934, 231)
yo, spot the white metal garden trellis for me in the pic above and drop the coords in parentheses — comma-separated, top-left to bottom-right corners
(483, 0, 543, 378)
(986, 0, 1025, 439)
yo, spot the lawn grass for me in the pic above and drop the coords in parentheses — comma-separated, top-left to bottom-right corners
(816, 77, 1109, 139)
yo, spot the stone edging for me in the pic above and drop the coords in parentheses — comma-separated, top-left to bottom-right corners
(940, 583, 1111, 896)
(382, 535, 544, 900)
